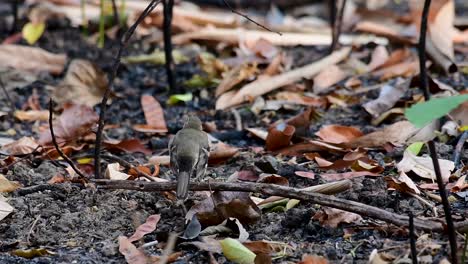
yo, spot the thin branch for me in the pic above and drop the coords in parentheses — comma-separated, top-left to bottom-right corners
(329, 0, 346, 54)
(418, 0, 458, 262)
(409, 212, 418, 264)
(220, 0, 281, 35)
(163, 0, 176, 92)
(10, 0, 18, 34)
(111, 0, 120, 27)
(0, 75, 15, 117)
(94, 0, 162, 179)
(93, 180, 468, 233)
(453, 130, 468, 169)
(49, 98, 87, 180)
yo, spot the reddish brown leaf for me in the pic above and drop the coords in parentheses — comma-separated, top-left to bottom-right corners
(294, 171, 315, 179)
(186, 191, 261, 226)
(266, 123, 295, 151)
(257, 174, 289, 186)
(128, 214, 161, 242)
(1, 137, 39, 155)
(104, 139, 152, 155)
(0, 44, 67, 74)
(315, 125, 363, 144)
(118, 236, 149, 264)
(238, 170, 259, 182)
(313, 65, 347, 94)
(139, 95, 167, 133)
(313, 207, 362, 228)
(38, 104, 98, 145)
(385, 172, 420, 195)
(298, 255, 329, 264)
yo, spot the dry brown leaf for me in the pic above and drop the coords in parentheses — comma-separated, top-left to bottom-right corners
(128, 214, 161, 242)
(118, 236, 149, 264)
(265, 123, 295, 151)
(52, 59, 108, 107)
(1, 137, 39, 155)
(132, 95, 168, 133)
(105, 163, 130, 180)
(0, 174, 21, 193)
(313, 65, 347, 94)
(209, 143, 238, 164)
(367, 45, 389, 71)
(397, 150, 454, 183)
(363, 80, 409, 118)
(0, 196, 14, 222)
(374, 48, 411, 71)
(315, 125, 363, 144)
(14, 110, 49, 121)
(313, 207, 362, 228)
(343, 121, 423, 149)
(104, 139, 152, 155)
(354, 21, 416, 44)
(385, 172, 420, 194)
(241, 38, 279, 59)
(216, 47, 351, 110)
(216, 63, 259, 97)
(38, 104, 98, 145)
(429, 0, 455, 60)
(450, 101, 468, 126)
(186, 191, 261, 226)
(274, 91, 328, 108)
(0, 44, 67, 74)
(148, 155, 170, 166)
(257, 174, 289, 186)
(451, 175, 468, 192)
(298, 254, 329, 264)
(374, 59, 419, 81)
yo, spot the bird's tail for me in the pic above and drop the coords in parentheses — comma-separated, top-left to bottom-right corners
(176, 171, 190, 201)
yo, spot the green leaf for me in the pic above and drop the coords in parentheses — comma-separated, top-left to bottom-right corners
(406, 142, 424, 155)
(184, 74, 219, 88)
(22, 22, 45, 45)
(167, 93, 193, 105)
(220, 238, 256, 264)
(405, 94, 468, 128)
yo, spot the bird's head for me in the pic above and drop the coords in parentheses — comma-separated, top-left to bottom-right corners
(183, 115, 203, 130)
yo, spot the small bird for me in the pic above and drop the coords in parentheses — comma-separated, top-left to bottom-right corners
(169, 115, 209, 201)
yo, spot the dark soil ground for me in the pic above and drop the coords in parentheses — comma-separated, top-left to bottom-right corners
(1, 2, 468, 264)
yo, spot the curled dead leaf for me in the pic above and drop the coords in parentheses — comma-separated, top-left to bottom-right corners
(0, 44, 67, 74)
(52, 59, 108, 107)
(265, 123, 295, 151)
(315, 125, 363, 144)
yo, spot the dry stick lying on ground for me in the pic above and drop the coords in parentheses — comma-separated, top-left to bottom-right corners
(94, 180, 468, 233)
(418, 0, 458, 261)
(49, 99, 87, 180)
(94, 0, 162, 179)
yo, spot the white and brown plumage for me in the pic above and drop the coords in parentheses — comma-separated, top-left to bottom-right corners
(169, 115, 209, 201)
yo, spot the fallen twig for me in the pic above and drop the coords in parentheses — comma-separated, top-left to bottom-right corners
(94, 0, 162, 179)
(93, 180, 468, 232)
(418, 0, 458, 262)
(49, 99, 87, 180)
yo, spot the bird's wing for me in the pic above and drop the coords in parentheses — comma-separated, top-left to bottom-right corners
(194, 139, 209, 181)
(168, 136, 178, 175)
